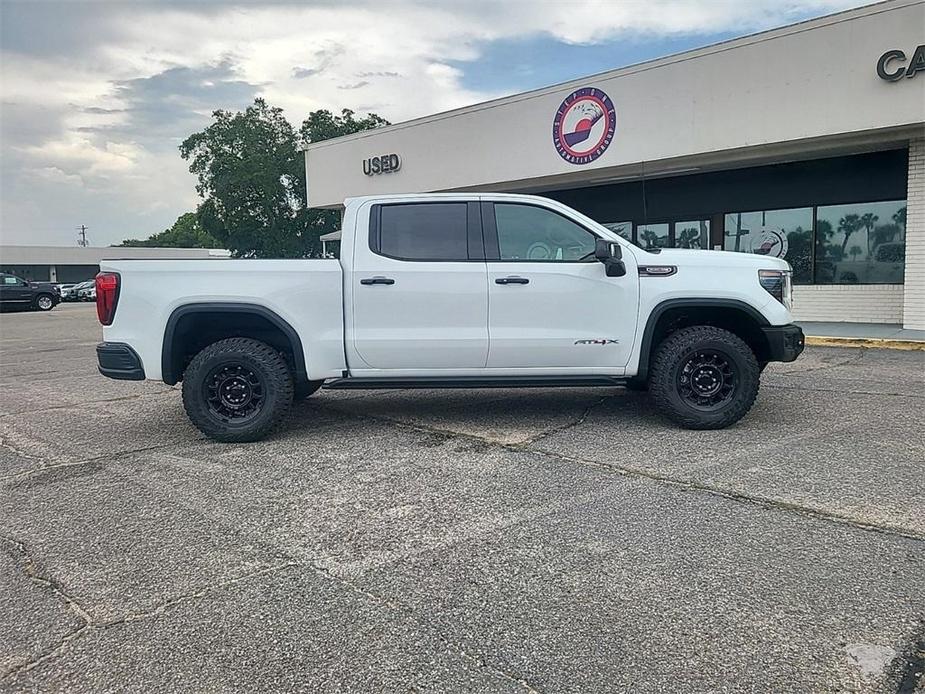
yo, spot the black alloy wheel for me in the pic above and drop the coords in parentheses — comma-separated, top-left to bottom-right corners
(676, 350, 736, 410)
(204, 363, 265, 422)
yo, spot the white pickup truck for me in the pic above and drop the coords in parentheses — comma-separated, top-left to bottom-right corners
(96, 193, 804, 442)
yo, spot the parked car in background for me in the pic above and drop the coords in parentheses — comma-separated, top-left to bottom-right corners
(0, 273, 60, 311)
(78, 284, 97, 302)
(56, 283, 78, 300)
(64, 280, 95, 302)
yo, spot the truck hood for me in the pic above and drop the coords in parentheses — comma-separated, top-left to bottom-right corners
(633, 247, 791, 272)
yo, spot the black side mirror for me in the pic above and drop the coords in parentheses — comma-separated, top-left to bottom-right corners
(595, 238, 625, 276)
(594, 238, 622, 261)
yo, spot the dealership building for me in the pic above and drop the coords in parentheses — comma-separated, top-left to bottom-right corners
(305, 0, 925, 328)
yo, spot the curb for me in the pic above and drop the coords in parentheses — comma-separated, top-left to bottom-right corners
(804, 336, 925, 351)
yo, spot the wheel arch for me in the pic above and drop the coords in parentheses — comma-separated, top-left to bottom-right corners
(161, 303, 307, 386)
(635, 298, 771, 381)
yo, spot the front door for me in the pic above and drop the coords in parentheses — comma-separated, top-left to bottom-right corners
(0, 274, 32, 306)
(349, 200, 489, 371)
(484, 202, 639, 372)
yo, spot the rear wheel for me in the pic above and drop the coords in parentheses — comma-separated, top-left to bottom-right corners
(35, 294, 55, 311)
(181, 337, 293, 442)
(649, 326, 760, 430)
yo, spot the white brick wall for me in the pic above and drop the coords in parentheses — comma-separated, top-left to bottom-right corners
(793, 284, 905, 323)
(903, 136, 925, 330)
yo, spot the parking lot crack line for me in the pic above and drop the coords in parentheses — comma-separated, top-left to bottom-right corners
(300, 557, 544, 693)
(318, 405, 925, 543)
(97, 560, 303, 629)
(0, 442, 188, 484)
(520, 392, 617, 447)
(0, 435, 50, 466)
(0, 535, 96, 681)
(0, 389, 177, 419)
(762, 383, 924, 400)
(1, 560, 303, 682)
(524, 447, 925, 543)
(778, 349, 868, 375)
(0, 535, 93, 625)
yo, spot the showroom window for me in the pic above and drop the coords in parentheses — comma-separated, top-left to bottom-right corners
(722, 200, 906, 284)
(674, 220, 710, 249)
(814, 200, 906, 284)
(636, 223, 670, 250)
(724, 208, 814, 284)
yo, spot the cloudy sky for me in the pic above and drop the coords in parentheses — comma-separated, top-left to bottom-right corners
(1, 0, 868, 247)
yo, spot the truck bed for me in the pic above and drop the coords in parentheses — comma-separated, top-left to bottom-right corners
(99, 259, 346, 382)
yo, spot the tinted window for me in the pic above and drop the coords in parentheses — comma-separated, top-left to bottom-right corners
(377, 203, 469, 261)
(636, 223, 670, 250)
(724, 208, 813, 284)
(814, 200, 906, 284)
(494, 204, 596, 261)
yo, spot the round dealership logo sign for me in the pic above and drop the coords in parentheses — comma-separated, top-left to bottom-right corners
(552, 87, 616, 165)
(750, 228, 789, 259)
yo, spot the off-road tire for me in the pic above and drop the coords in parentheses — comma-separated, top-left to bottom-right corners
(294, 380, 323, 401)
(34, 293, 56, 311)
(649, 325, 760, 430)
(182, 337, 293, 443)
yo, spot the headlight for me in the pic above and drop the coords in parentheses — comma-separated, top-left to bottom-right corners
(758, 269, 792, 311)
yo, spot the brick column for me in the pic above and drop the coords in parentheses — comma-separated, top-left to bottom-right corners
(903, 137, 925, 330)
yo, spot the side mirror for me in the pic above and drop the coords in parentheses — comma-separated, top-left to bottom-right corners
(594, 238, 622, 261)
(604, 259, 626, 277)
(595, 238, 625, 276)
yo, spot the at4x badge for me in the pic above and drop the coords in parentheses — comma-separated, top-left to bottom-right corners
(575, 339, 619, 345)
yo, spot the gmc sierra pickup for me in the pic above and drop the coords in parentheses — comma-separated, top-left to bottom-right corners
(95, 193, 804, 442)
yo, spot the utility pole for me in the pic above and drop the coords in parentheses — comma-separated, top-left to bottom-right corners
(77, 225, 89, 247)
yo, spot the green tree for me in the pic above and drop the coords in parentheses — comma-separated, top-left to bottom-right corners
(858, 212, 879, 255)
(848, 244, 863, 262)
(892, 206, 906, 229)
(180, 99, 389, 258)
(299, 108, 389, 145)
(837, 213, 861, 259)
(676, 226, 700, 249)
(118, 212, 220, 248)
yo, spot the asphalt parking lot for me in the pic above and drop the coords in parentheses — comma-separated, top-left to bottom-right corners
(1, 303, 923, 693)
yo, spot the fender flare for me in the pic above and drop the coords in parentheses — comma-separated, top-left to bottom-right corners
(161, 302, 307, 386)
(635, 298, 770, 381)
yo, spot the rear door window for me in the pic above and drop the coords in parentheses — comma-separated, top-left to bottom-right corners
(373, 203, 470, 261)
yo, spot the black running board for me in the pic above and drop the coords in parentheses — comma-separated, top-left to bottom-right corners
(323, 376, 627, 390)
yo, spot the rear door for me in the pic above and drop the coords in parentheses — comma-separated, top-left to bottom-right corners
(483, 201, 639, 372)
(348, 201, 489, 371)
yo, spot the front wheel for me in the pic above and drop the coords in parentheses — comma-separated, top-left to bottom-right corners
(35, 294, 56, 311)
(181, 337, 293, 442)
(649, 326, 760, 430)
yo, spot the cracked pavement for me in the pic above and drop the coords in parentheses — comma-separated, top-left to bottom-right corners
(1, 303, 923, 693)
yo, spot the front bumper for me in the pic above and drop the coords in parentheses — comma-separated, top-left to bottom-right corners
(761, 324, 805, 363)
(97, 342, 145, 380)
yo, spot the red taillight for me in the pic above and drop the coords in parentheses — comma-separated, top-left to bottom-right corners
(95, 272, 120, 325)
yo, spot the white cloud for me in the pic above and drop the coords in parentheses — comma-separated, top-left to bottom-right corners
(0, 0, 865, 245)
